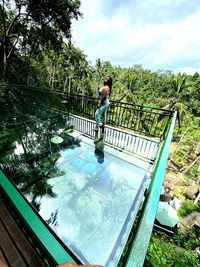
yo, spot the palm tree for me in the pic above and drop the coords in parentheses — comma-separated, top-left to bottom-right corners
(189, 76, 200, 115)
(116, 73, 137, 103)
(95, 58, 105, 88)
(161, 73, 192, 127)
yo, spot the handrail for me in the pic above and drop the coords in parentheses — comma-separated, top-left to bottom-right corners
(1, 84, 173, 112)
(124, 111, 177, 267)
(1, 84, 174, 139)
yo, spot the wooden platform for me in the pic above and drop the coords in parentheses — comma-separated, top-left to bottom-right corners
(0, 197, 45, 267)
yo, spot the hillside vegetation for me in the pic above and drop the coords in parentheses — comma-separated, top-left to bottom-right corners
(1, 0, 199, 265)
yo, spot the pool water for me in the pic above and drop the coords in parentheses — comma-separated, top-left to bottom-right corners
(34, 132, 152, 266)
(0, 102, 153, 266)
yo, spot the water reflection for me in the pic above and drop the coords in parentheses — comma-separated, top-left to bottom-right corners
(0, 101, 80, 204)
(35, 138, 148, 266)
(0, 99, 152, 266)
(94, 132, 105, 165)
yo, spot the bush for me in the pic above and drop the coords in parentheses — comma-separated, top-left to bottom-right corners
(144, 236, 199, 267)
(173, 227, 200, 250)
(177, 199, 200, 217)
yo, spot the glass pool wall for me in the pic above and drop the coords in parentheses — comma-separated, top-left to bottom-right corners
(0, 101, 161, 266)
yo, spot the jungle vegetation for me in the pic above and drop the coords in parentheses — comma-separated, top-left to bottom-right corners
(0, 0, 200, 266)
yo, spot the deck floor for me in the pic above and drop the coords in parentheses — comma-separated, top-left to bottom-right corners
(0, 197, 45, 267)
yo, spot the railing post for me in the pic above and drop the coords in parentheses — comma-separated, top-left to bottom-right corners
(160, 111, 174, 141)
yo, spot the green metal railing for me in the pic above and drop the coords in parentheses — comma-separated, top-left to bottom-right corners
(0, 172, 80, 267)
(1, 84, 173, 139)
(124, 111, 177, 267)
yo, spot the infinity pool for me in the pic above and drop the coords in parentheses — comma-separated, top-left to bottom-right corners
(0, 102, 154, 266)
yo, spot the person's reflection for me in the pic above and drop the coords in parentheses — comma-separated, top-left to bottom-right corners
(93, 131, 115, 197)
(94, 132, 104, 164)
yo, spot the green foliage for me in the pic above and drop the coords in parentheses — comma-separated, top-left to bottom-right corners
(170, 116, 200, 179)
(0, 0, 81, 83)
(173, 227, 200, 250)
(171, 73, 187, 96)
(145, 236, 199, 267)
(177, 199, 200, 217)
(1, 4, 200, 265)
(0, 101, 80, 201)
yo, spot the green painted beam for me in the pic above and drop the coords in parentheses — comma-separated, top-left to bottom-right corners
(0, 170, 76, 265)
(125, 111, 177, 267)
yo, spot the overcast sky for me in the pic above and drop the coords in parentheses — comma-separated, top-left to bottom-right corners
(71, 0, 200, 74)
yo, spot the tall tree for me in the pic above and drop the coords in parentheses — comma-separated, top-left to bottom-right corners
(0, 0, 81, 82)
(157, 74, 192, 127)
(95, 58, 105, 88)
(190, 75, 200, 115)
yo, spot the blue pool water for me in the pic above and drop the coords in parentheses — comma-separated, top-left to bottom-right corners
(0, 103, 154, 266)
(35, 134, 152, 266)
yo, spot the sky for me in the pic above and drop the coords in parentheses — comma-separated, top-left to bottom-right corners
(71, 0, 200, 74)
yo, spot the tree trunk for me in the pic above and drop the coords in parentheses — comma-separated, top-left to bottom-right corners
(182, 155, 200, 175)
(195, 142, 200, 155)
(68, 78, 71, 94)
(27, 72, 30, 85)
(1, 1, 8, 82)
(194, 191, 200, 205)
(52, 66, 56, 88)
(64, 77, 68, 91)
(3, 41, 7, 74)
(168, 127, 188, 166)
(180, 147, 192, 164)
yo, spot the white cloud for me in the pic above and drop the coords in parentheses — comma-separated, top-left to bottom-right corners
(72, 0, 200, 73)
(175, 67, 200, 75)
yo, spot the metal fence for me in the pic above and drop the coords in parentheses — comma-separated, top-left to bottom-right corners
(1, 85, 174, 139)
(70, 115, 160, 161)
